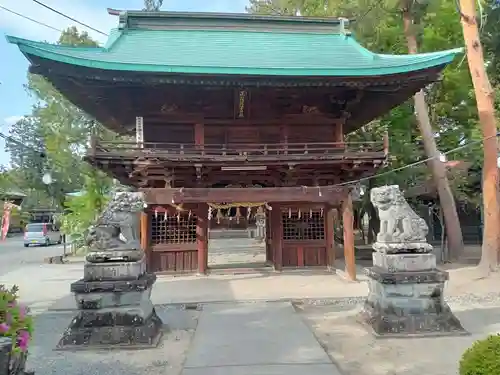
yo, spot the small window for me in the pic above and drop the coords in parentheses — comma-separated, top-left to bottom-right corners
(26, 223, 44, 232)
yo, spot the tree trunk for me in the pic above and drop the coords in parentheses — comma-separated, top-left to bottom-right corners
(459, 0, 500, 273)
(402, 7, 464, 261)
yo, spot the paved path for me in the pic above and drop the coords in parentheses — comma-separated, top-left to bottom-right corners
(0, 235, 66, 276)
(181, 302, 341, 375)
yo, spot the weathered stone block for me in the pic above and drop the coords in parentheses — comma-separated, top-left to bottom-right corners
(83, 256, 146, 281)
(365, 266, 449, 284)
(75, 289, 151, 310)
(74, 301, 155, 327)
(360, 301, 465, 336)
(372, 252, 436, 272)
(360, 267, 466, 337)
(71, 272, 156, 294)
(372, 241, 433, 254)
(57, 308, 163, 350)
(86, 249, 145, 263)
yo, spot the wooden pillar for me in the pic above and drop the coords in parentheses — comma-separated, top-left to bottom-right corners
(325, 205, 335, 270)
(270, 205, 283, 271)
(342, 193, 356, 280)
(334, 121, 344, 147)
(265, 209, 273, 263)
(196, 203, 208, 275)
(280, 125, 289, 154)
(140, 211, 150, 270)
(195, 123, 204, 147)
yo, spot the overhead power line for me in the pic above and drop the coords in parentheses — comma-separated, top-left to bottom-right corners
(32, 0, 108, 36)
(0, 4, 62, 33)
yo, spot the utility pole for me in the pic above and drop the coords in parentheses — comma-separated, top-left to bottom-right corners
(459, 0, 499, 273)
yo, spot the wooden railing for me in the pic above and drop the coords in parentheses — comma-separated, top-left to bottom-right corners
(90, 138, 388, 159)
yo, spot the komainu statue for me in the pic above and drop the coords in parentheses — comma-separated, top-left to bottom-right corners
(370, 185, 429, 245)
(86, 191, 145, 252)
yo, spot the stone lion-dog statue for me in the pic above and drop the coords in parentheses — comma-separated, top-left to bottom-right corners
(370, 185, 428, 244)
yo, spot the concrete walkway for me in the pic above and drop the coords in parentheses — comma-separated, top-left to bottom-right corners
(181, 302, 341, 375)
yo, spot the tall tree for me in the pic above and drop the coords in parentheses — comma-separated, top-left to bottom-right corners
(248, 0, 479, 254)
(459, 0, 500, 272)
(6, 27, 113, 208)
(399, 0, 464, 260)
(143, 0, 163, 11)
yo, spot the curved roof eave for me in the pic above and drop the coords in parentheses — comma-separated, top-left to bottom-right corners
(7, 34, 463, 78)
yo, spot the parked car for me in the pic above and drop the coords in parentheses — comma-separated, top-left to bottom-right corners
(23, 223, 62, 247)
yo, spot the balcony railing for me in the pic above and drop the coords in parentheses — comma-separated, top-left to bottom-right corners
(90, 138, 388, 160)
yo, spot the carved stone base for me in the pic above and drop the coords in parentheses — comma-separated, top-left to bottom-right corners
(373, 241, 433, 254)
(58, 270, 164, 350)
(56, 308, 163, 350)
(86, 249, 145, 263)
(359, 299, 466, 337)
(359, 253, 466, 337)
(83, 255, 146, 281)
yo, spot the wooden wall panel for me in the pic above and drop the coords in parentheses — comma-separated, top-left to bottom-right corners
(282, 245, 298, 267)
(149, 248, 198, 273)
(227, 126, 259, 144)
(282, 242, 327, 268)
(304, 247, 327, 267)
(204, 126, 225, 144)
(204, 125, 282, 145)
(287, 125, 335, 143)
(144, 124, 195, 144)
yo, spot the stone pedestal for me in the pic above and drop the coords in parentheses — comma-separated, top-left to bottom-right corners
(360, 251, 466, 337)
(57, 251, 163, 350)
(361, 185, 466, 337)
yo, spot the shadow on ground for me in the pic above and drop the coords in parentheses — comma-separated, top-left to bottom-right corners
(27, 307, 200, 375)
(295, 301, 500, 375)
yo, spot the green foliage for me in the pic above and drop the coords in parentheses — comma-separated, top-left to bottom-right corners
(248, 0, 483, 204)
(6, 27, 114, 209)
(459, 335, 500, 375)
(143, 0, 163, 11)
(0, 285, 34, 353)
(60, 170, 110, 249)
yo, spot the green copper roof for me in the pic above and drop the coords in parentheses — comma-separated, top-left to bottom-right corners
(6, 12, 462, 77)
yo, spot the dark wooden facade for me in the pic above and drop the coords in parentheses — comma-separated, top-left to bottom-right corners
(9, 11, 460, 279)
(85, 85, 393, 279)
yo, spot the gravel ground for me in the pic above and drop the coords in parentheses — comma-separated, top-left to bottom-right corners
(294, 296, 500, 375)
(26, 307, 200, 375)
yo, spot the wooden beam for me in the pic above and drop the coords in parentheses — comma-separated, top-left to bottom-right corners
(265, 210, 272, 263)
(140, 211, 150, 270)
(145, 115, 345, 125)
(141, 186, 348, 204)
(342, 192, 356, 281)
(271, 204, 283, 271)
(140, 211, 149, 251)
(194, 123, 204, 146)
(334, 122, 344, 145)
(325, 205, 335, 270)
(196, 203, 208, 275)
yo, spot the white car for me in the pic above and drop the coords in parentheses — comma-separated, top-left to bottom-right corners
(23, 223, 62, 247)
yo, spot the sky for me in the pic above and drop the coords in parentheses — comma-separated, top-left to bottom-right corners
(0, 0, 249, 167)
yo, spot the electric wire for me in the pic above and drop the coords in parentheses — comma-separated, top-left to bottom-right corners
(31, 0, 108, 36)
(0, 4, 62, 33)
(333, 133, 495, 187)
